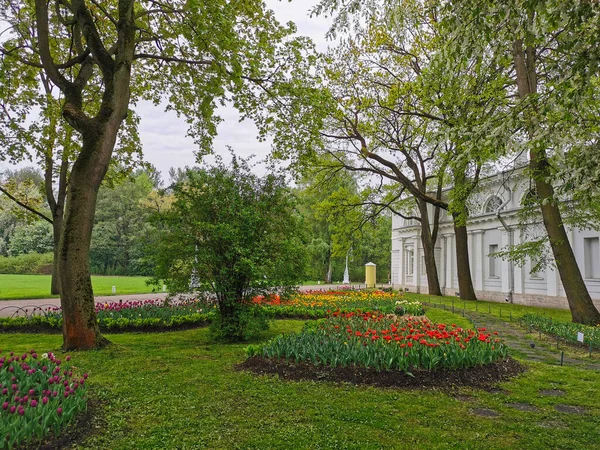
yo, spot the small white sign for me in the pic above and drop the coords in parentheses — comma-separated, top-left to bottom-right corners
(577, 332, 584, 343)
(112, 286, 116, 294)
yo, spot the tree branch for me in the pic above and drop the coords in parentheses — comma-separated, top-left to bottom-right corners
(0, 185, 53, 224)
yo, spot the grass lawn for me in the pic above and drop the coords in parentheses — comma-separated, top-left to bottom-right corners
(1, 317, 599, 449)
(0, 274, 159, 300)
(404, 291, 575, 322)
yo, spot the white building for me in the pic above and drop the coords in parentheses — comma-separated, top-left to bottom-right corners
(391, 169, 600, 310)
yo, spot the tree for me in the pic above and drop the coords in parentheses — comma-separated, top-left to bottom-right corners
(90, 171, 154, 275)
(441, 0, 600, 324)
(0, 0, 313, 349)
(7, 221, 54, 257)
(295, 156, 365, 283)
(148, 156, 307, 341)
(303, 0, 524, 301)
(0, 168, 48, 255)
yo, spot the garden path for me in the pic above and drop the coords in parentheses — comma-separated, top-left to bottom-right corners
(0, 284, 353, 318)
(466, 310, 600, 371)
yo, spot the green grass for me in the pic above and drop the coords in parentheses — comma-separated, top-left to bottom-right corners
(1, 317, 599, 449)
(406, 292, 574, 322)
(0, 274, 159, 300)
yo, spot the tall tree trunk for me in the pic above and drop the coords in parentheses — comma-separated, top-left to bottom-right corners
(418, 200, 442, 296)
(513, 38, 600, 324)
(453, 213, 477, 300)
(51, 216, 62, 295)
(450, 162, 478, 301)
(60, 131, 115, 350)
(326, 250, 333, 284)
(35, 0, 136, 348)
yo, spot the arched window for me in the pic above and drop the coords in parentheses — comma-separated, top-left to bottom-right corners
(521, 189, 538, 207)
(484, 196, 503, 214)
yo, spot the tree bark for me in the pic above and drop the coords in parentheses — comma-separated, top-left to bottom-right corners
(51, 217, 62, 295)
(513, 38, 600, 324)
(60, 132, 115, 350)
(450, 165, 478, 301)
(418, 200, 442, 296)
(453, 213, 477, 300)
(326, 256, 333, 284)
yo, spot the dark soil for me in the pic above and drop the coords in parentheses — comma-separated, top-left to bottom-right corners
(236, 357, 526, 390)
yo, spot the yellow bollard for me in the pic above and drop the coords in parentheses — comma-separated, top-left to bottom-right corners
(365, 262, 377, 288)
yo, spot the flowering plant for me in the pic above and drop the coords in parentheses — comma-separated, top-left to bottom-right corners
(0, 349, 89, 449)
(247, 311, 507, 373)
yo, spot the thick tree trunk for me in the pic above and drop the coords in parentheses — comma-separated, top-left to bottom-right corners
(51, 216, 62, 295)
(60, 133, 115, 350)
(453, 215, 477, 300)
(418, 201, 442, 296)
(513, 39, 600, 324)
(531, 154, 600, 324)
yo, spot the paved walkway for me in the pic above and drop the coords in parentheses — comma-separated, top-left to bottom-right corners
(0, 283, 373, 318)
(0, 293, 170, 318)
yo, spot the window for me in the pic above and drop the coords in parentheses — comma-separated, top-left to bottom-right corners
(528, 258, 543, 279)
(405, 249, 414, 276)
(520, 189, 539, 209)
(584, 237, 600, 279)
(488, 244, 499, 278)
(484, 196, 503, 214)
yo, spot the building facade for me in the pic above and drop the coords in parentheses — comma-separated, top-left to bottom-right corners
(391, 170, 600, 310)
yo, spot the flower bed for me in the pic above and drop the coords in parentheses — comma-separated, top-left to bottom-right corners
(254, 291, 423, 317)
(247, 311, 508, 373)
(0, 299, 214, 333)
(1, 349, 88, 449)
(0, 291, 423, 333)
(522, 314, 600, 349)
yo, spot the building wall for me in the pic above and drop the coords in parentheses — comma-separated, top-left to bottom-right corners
(391, 171, 600, 310)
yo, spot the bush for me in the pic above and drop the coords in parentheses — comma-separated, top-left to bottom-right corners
(0, 253, 53, 275)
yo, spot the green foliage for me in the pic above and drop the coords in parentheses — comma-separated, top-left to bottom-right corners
(0, 253, 53, 275)
(6, 221, 53, 257)
(295, 158, 392, 283)
(90, 172, 155, 276)
(522, 314, 600, 349)
(147, 155, 308, 341)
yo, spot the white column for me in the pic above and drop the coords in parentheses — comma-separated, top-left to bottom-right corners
(501, 229, 511, 293)
(513, 231, 524, 294)
(468, 231, 474, 282)
(439, 235, 446, 291)
(414, 235, 421, 293)
(473, 231, 484, 291)
(547, 261, 559, 297)
(398, 238, 405, 286)
(445, 233, 454, 290)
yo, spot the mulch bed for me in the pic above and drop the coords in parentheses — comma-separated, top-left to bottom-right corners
(236, 356, 526, 390)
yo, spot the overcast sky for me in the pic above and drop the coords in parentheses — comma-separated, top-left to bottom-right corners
(139, 0, 333, 180)
(0, 1, 334, 181)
